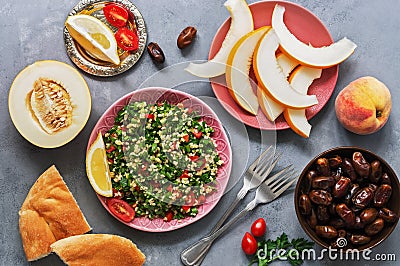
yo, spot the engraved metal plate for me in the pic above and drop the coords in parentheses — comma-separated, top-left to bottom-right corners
(64, 0, 147, 76)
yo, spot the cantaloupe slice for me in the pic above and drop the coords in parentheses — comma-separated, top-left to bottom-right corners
(226, 26, 271, 115)
(257, 53, 298, 121)
(272, 4, 356, 68)
(253, 29, 318, 109)
(284, 66, 322, 138)
(185, 0, 254, 78)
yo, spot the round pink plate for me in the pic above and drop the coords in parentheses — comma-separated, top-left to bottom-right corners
(210, 0, 339, 130)
(87, 87, 232, 232)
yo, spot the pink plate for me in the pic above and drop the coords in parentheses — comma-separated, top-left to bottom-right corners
(210, 0, 339, 130)
(87, 87, 232, 232)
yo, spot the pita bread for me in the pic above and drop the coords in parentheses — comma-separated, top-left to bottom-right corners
(51, 234, 146, 266)
(19, 165, 91, 261)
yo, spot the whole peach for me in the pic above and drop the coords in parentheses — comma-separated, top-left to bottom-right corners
(335, 76, 391, 135)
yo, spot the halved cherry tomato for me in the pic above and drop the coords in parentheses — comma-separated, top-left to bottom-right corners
(103, 4, 129, 28)
(115, 27, 139, 51)
(193, 129, 202, 139)
(251, 218, 267, 237)
(242, 232, 258, 255)
(107, 198, 135, 222)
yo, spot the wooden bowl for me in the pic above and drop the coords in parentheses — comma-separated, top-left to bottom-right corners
(294, 146, 400, 250)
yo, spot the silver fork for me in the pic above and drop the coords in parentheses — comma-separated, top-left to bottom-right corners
(181, 165, 298, 265)
(180, 146, 280, 265)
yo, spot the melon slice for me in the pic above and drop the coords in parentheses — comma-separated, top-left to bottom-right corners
(253, 29, 318, 109)
(185, 0, 254, 78)
(226, 26, 271, 115)
(284, 66, 322, 138)
(257, 53, 298, 121)
(272, 4, 357, 68)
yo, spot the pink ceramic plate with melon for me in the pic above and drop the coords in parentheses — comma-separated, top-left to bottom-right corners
(87, 87, 232, 232)
(210, 0, 339, 130)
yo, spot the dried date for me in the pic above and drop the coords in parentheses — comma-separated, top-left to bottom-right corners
(315, 225, 338, 239)
(177, 26, 197, 49)
(147, 42, 165, 63)
(333, 177, 351, 198)
(365, 218, 385, 236)
(309, 190, 333, 206)
(378, 208, 399, 223)
(352, 152, 371, 178)
(374, 184, 392, 208)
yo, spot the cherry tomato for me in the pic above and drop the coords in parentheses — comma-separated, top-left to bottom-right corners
(193, 129, 202, 139)
(107, 198, 135, 222)
(241, 232, 258, 255)
(115, 27, 139, 51)
(103, 4, 129, 28)
(251, 218, 267, 237)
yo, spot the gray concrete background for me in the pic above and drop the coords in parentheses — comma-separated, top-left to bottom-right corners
(1, 0, 399, 265)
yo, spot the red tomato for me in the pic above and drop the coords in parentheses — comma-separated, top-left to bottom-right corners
(242, 232, 258, 255)
(103, 4, 129, 28)
(106, 145, 116, 153)
(251, 218, 267, 237)
(115, 27, 139, 51)
(165, 211, 174, 222)
(182, 134, 189, 142)
(193, 129, 202, 139)
(179, 170, 189, 179)
(189, 155, 199, 161)
(182, 206, 191, 212)
(107, 198, 135, 222)
(146, 113, 155, 120)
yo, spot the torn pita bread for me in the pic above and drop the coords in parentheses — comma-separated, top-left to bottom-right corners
(51, 234, 146, 266)
(19, 165, 91, 261)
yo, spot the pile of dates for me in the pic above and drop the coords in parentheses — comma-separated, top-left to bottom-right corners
(298, 151, 399, 247)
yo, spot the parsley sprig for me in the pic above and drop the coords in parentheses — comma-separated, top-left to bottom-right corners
(249, 233, 314, 266)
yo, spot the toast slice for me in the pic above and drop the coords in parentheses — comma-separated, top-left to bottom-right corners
(19, 165, 91, 261)
(51, 234, 146, 266)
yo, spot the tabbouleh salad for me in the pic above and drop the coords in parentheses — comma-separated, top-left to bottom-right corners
(103, 101, 224, 221)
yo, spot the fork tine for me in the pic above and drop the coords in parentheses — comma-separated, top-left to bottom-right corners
(255, 152, 282, 177)
(263, 164, 293, 186)
(268, 167, 295, 189)
(249, 146, 273, 171)
(272, 174, 299, 197)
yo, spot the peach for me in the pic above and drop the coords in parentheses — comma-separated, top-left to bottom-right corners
(335, 76, 391, 135)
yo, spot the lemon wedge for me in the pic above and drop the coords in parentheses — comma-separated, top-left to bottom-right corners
(65, 14, 120, 65)
(86, 132, 113, 197)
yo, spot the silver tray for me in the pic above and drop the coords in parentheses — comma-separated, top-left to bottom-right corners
(64, 0, 147, 76)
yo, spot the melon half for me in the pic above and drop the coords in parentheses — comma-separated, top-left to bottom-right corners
(253, 29, 318, 109)
(284, 66, 322, 138)
(185, 0, 254, 78)
(272, 4, 357, 68)
(226, 26, 271, 115)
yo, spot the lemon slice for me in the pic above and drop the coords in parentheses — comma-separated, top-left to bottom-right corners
(86, 132, 113, 197)
(65, 14, 120, 65)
